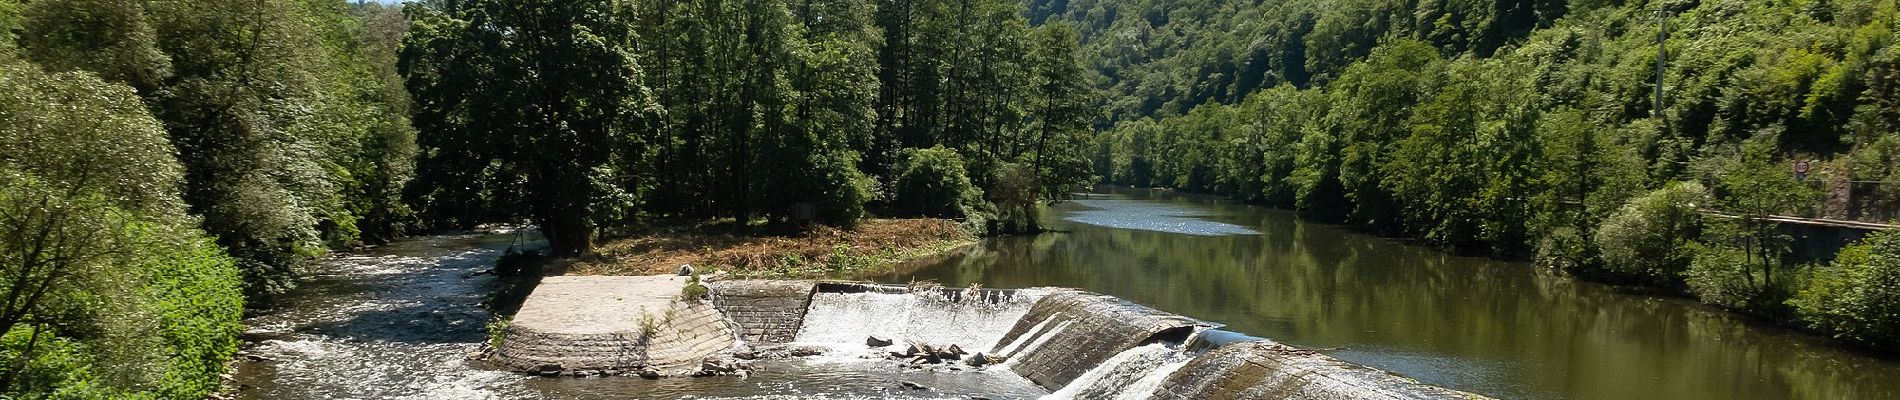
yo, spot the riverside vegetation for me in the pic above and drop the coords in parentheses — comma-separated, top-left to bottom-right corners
(1060, 0, 1900, 350)
(6, 0, 1900, 398)
(0, 0, 1094, 396)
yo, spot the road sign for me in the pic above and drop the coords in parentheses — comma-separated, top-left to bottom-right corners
(1794, 160, 1811, 181)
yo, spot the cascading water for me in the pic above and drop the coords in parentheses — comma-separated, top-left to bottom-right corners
(793, 289, 1043, 351)
(1039, 327, 1206, 400)
(1041, 342, 1195, 400)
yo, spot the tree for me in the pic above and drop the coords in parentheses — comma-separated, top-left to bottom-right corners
(0, 59, 241, 399)
(401, 0, 658, 256)
(1017, 21, 1097, 220)
(1708, 135, 1821, 290)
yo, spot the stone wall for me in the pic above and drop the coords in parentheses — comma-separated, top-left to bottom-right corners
(709, 280, 816, 344)
(490, 298, 737, 376)
(999, 289, 1210, 389)
(1152, 340, 1483, 400)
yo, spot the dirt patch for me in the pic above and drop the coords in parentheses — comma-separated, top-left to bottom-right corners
(566, 218, 976, 278)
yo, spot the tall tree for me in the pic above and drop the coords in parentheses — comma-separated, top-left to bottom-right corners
(401, 0, 657, 255)
(1027, 22, 1096, 200)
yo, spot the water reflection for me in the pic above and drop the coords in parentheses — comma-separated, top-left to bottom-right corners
(876, 188, 1900, 400)
(1064, 199, 1259, 236)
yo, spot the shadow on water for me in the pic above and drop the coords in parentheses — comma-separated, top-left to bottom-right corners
(875, 187, 1900, 400)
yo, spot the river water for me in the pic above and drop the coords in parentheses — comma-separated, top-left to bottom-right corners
(235, 189, 1900, 399)
(230, 230, 1046, 399)
(875, 188, 1900, 400)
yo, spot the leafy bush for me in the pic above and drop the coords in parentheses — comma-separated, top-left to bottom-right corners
(1792, 230, 1900, 349)
(1686, 243, 1795, 313)
(892, 146, 986, 218)
(679, 272, 709, 301)
(987, 162, 1043, 234)
(486, 317, 512, 349)
(1534, 227, 1592, 276)
(1595, 182, 1707, 286)
(807, 150, 878, 227)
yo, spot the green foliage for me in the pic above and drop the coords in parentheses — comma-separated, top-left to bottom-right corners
(1687, 243, 1795, 313)
(1069, 0, 1900, 344)
(1595, 182, 1707, 286)
(680, 272, 709, 301)
(893, 147, 986, 218)
(402, 0, 658, 255)
(1792, 230, 1900, 350)
(0, 58, 243, 399)
(1534, 227, 1592, 275)
(486, 317, 511, 349)
(15, 0, 423, 298)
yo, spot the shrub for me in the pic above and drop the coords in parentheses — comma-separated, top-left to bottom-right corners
(1791, 230, 1900, 349)
(1686, 243, 1796, 313)
(893, 146, 985, 218)
(1595, 181, 1706, 286)
(486, 317, 512, 349)
(810, 150, 878, 227)
(1534, 227, 1592, 276)
(679, 272, 709, 301)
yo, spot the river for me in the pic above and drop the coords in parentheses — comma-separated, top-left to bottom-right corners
(234, 189, 1900, 399)
(875, 187, 1900, 400)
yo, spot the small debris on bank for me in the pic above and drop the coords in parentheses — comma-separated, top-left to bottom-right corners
(733, 344, 831, 360)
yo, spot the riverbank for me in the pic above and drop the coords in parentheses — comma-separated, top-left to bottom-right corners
(563, 218, 976, 278)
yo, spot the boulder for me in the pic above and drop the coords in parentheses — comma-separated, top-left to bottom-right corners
(965, 353, 1003, 368)
(867, 336, 894, 347)
(698, 357, 746, 376)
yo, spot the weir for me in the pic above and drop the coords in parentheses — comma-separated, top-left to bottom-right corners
(994, 289, 1207, 389)
(493, 277, 1488, 399)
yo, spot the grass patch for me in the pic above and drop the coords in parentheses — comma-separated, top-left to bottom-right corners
(568, 218, 975, 278)
(485, 317, 512, 348)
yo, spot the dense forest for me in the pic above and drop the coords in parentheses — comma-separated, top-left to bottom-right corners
(1060, 0, 1900, 350)
(396, 0, 1097, 257)
(5, 0, 1900, 397)
(0, 0, 1097, 396)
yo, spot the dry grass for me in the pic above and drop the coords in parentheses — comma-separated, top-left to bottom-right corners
(565, 218, 975, 278)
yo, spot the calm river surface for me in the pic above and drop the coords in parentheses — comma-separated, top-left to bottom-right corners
(875, 188, 1900, 400)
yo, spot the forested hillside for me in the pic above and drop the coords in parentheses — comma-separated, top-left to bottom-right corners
(0, 0, 414, 397)
(1052, 0, 1900, 349)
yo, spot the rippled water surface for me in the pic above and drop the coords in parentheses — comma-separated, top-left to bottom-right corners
(876, 188, 1900, 400)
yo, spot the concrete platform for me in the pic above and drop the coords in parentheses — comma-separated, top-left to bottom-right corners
(489, 275, 740, 376)
(510, 275, 690, 335)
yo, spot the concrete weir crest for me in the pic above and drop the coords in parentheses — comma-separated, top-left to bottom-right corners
(488, 276, 1490, 399)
